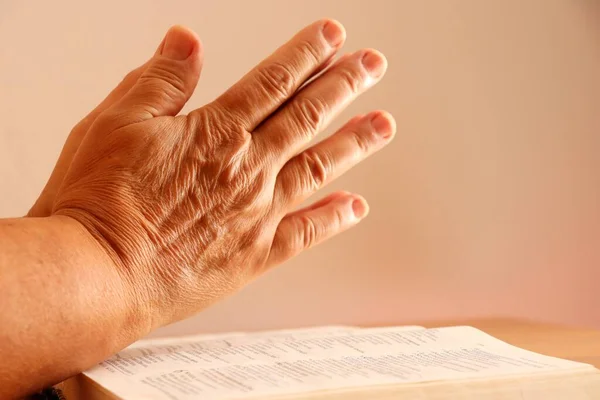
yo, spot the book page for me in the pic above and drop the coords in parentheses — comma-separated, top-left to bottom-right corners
(127, 325, 425, 349)
(127, 325, 364, 349)
(83, 326, 593, 400)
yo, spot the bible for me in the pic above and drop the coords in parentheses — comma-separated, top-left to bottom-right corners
(72, 324, 600, 399)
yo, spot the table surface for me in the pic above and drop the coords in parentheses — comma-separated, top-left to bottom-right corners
(60, 318, 600, 398)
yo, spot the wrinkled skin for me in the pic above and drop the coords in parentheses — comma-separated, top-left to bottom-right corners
(27, 20, 396, 332)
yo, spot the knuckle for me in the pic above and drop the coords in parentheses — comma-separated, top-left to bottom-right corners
(299, 149, 329, 191)
(293, 96, 326, 134)
(141, 63, 188, 100)
(337, 66, 362, 94)
(94, 109, 125, 133)
(351, 128, 373, 154)
(190, 104, 239, 148)
(234, 169, 269, 207)
(299, 215, 318, 249)
(296, 39, 321, 65)
(257, 62, 296, 100)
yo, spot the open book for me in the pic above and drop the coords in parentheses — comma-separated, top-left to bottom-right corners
(75, 325, 600, 399)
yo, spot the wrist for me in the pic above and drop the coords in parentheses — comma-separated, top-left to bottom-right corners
(0, 215, 153, 396)
(47, 214, 153, 343)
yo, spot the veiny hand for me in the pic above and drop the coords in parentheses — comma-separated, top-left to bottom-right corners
(42, 20, 395, 332)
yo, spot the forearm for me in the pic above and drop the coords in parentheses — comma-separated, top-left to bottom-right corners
(0, 216, 146, 398)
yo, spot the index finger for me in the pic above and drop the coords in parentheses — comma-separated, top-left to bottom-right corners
(207, 19, 345, 131)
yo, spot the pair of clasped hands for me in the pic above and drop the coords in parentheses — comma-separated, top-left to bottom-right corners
(31, 20, 395, 338)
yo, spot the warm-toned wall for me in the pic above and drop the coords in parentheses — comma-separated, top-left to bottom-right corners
(1, 0, 599, 336)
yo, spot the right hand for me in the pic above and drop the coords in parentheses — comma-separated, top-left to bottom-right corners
(50, 20, 396, 332)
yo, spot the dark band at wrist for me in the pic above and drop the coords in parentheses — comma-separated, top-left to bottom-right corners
(28, 387, 65, 400)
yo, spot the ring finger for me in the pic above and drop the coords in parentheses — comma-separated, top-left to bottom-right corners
(274, 110, 396, 208)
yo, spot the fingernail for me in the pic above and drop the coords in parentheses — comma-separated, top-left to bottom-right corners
(361, 50, 386, 78)
(161, 26, 195, 60)
(370, 113, 393, 139)
(322, 20, 345, 47)
(352, 198, 369, 219)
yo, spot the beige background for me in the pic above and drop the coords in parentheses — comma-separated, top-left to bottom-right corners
(0, 0, 599, 336)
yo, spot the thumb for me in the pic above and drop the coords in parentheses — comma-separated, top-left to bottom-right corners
(106, 25, 203, 126)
